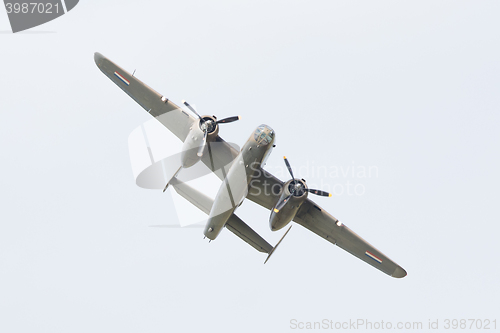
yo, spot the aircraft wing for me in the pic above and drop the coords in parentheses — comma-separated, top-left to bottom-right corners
(247, 169, 406, 278)
(246, 168, 282, 209)
(293, 200, 407, 278)
(94, 52, 239, 178)
(94, 52, 195, 141)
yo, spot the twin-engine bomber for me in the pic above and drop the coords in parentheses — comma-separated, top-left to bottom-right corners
(94, 52, 407, 278)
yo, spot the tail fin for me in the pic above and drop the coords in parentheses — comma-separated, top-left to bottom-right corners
(264, 226, 292, 264)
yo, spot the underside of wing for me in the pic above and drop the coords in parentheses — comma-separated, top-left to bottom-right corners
(94, 52, 195, 142)
(294, 200, 407, 278)
(246, 168, 284, 210)
(95, 53, 241, 177)
(201, 138, 240, 181)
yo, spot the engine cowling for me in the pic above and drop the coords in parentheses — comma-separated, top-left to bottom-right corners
(180, 115, 219, 168)
(269, 156, 332, 230)
(269, 179, 308, 231)
(202, 115, 220, 142)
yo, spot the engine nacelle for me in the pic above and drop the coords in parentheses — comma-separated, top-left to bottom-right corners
(180, 115, 219, 168)
(203, 115, 220, 142)
(269, 179, 308, 231)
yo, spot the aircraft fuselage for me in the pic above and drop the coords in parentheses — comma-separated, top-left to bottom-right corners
(204, 125, 275, 240)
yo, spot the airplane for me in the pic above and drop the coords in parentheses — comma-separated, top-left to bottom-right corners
(94, 52, 407, 278)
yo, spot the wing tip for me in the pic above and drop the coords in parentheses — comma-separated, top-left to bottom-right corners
(392, 266, 407, 278)
(94, 52, 105, 67)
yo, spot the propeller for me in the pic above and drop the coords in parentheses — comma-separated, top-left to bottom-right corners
(182, 100, 240, 156)
(273, 156, 331, 213)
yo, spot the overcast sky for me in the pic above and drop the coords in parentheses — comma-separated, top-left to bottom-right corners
(1, 1, 499, 332)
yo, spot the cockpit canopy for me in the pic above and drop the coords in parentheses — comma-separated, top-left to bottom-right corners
(254, 125, 274, 145)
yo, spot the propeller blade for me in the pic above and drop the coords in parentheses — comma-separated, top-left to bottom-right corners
(308, 189, 332, 197)
(216, 116, 240, 124)
(283, 156, 294, 180)
(182, 100, 203, 121)
(273, 193, 293, 213)
(197, 130, 208, 157)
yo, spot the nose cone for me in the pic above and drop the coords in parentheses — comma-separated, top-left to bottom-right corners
(253, 124, 275, 145)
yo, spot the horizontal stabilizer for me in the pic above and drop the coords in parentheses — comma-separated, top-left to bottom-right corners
(169, 178, 274, 254)
(170, 178, 213, 214)
(225, 216, 273, 253)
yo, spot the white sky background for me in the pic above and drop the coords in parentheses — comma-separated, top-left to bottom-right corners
(1, 1, 499, 332)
